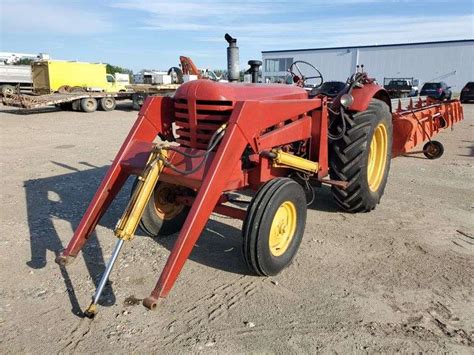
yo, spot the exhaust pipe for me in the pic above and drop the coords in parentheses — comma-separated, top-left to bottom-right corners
(225, 33, 239, 82)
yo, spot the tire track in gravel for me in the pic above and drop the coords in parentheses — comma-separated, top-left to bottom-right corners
(57, 318, 93, 353)
(161, 275, 261, 347)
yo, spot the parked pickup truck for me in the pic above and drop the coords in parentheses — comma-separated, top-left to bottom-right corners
(383, 77, 419, 98)
(0, 64, 33, 95)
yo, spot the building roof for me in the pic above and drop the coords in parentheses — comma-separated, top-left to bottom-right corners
(262, 39, 474, 54)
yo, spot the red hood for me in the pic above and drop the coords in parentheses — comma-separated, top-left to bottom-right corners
(174, 79, 308, 102)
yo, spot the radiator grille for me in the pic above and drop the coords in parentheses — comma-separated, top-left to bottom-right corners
(174, 99, 233, 150)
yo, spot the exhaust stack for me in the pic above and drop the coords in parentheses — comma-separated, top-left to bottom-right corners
(225, 33, 239, 82)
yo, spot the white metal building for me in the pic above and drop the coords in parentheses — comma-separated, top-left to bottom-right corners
(262, 40, 474, 92)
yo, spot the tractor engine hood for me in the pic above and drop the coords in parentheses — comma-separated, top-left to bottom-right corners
(174, 79, 308, 103)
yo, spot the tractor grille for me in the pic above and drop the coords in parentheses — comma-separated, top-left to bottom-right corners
(174, 99, 234, 150)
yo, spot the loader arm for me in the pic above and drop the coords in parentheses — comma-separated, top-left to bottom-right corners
(56, 97, 174, 264)
(144, 98, 322, 307)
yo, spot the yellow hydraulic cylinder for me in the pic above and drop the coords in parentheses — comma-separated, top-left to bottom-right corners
(114, 147, 167, 241)
(271, 149, 319, 174)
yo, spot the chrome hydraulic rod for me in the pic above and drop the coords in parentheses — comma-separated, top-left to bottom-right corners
(84, 239, 125, 318)
(84, 146, 168, 318)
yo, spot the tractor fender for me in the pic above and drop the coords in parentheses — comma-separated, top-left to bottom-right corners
(348, 83, 392, 112)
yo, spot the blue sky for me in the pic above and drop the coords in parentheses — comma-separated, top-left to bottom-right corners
(1, 0, 473, 72)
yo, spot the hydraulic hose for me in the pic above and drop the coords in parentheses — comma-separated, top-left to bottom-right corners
(158, 123, 228, 175)
(328, 72, 366, 141)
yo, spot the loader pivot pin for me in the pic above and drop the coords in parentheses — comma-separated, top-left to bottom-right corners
(84, 238, 125, 318)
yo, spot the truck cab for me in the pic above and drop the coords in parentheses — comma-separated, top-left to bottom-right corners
(106, 74, 128, 92)
(383, 77, 419, 98)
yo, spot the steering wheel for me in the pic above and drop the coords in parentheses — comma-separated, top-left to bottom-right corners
(289, 61, 324, 88)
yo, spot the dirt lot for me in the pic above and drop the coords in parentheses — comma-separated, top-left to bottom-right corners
(0, 101, 472, 353)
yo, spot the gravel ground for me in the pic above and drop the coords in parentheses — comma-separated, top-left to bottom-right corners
(0, 101, 472, 353)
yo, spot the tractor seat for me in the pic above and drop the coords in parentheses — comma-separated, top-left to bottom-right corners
(309, 81, 347, 98)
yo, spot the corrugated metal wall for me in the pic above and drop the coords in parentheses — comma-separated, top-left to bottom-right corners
(262, 40, 474, 92)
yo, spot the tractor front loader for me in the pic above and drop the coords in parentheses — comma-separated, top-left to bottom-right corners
(56, 38, 463, 318)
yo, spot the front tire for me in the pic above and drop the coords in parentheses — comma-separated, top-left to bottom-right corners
(242, 178, 307, 276)
(329, 98, 392, 212)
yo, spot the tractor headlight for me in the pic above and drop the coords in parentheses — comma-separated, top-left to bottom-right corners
(340, 93, 354, 108)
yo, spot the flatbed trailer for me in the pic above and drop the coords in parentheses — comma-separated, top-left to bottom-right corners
(2, 92, 132, 112)
(2, 84, 181, 113)
(126, 83, 180, 110)
(126, 83, 180, 93)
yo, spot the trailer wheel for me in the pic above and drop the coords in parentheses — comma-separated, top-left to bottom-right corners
(329, 98, 392, 212)
(132, 180, 191, 237)
(132, 93, 146, 110)
(423, 141, 444, 159)
(80, 98, 98, 113)
(242, 178, 307, 276)
(1, 85, 15, 96)
(99, 97, 116, 111)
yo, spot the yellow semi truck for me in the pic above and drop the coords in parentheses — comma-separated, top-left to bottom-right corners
(32, 60, 128, 94)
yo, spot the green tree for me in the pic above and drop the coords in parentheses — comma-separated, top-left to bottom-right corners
(14, 58, 34, 65)
(213, 69, 227, 78)
(106, 63, 133, 75)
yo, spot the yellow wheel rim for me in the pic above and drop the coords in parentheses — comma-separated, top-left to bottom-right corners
(367, 123, 388, 192)
(153, 183, 184, 220)
(269, 201, 297, 257)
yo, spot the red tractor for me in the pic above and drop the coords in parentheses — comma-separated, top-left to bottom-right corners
(56, 35, 463, 318)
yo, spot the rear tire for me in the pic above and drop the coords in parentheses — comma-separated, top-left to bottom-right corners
(57, 85, 71, 94)
(80, 98, 98, 113)
(132, 93, 147, 110)
(99, 97, 116, 111)
(242, 178, 307, 276)
(71, 86, 86, 93)
(329, 98, 392, 212)
(133, 180, 191, 237)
